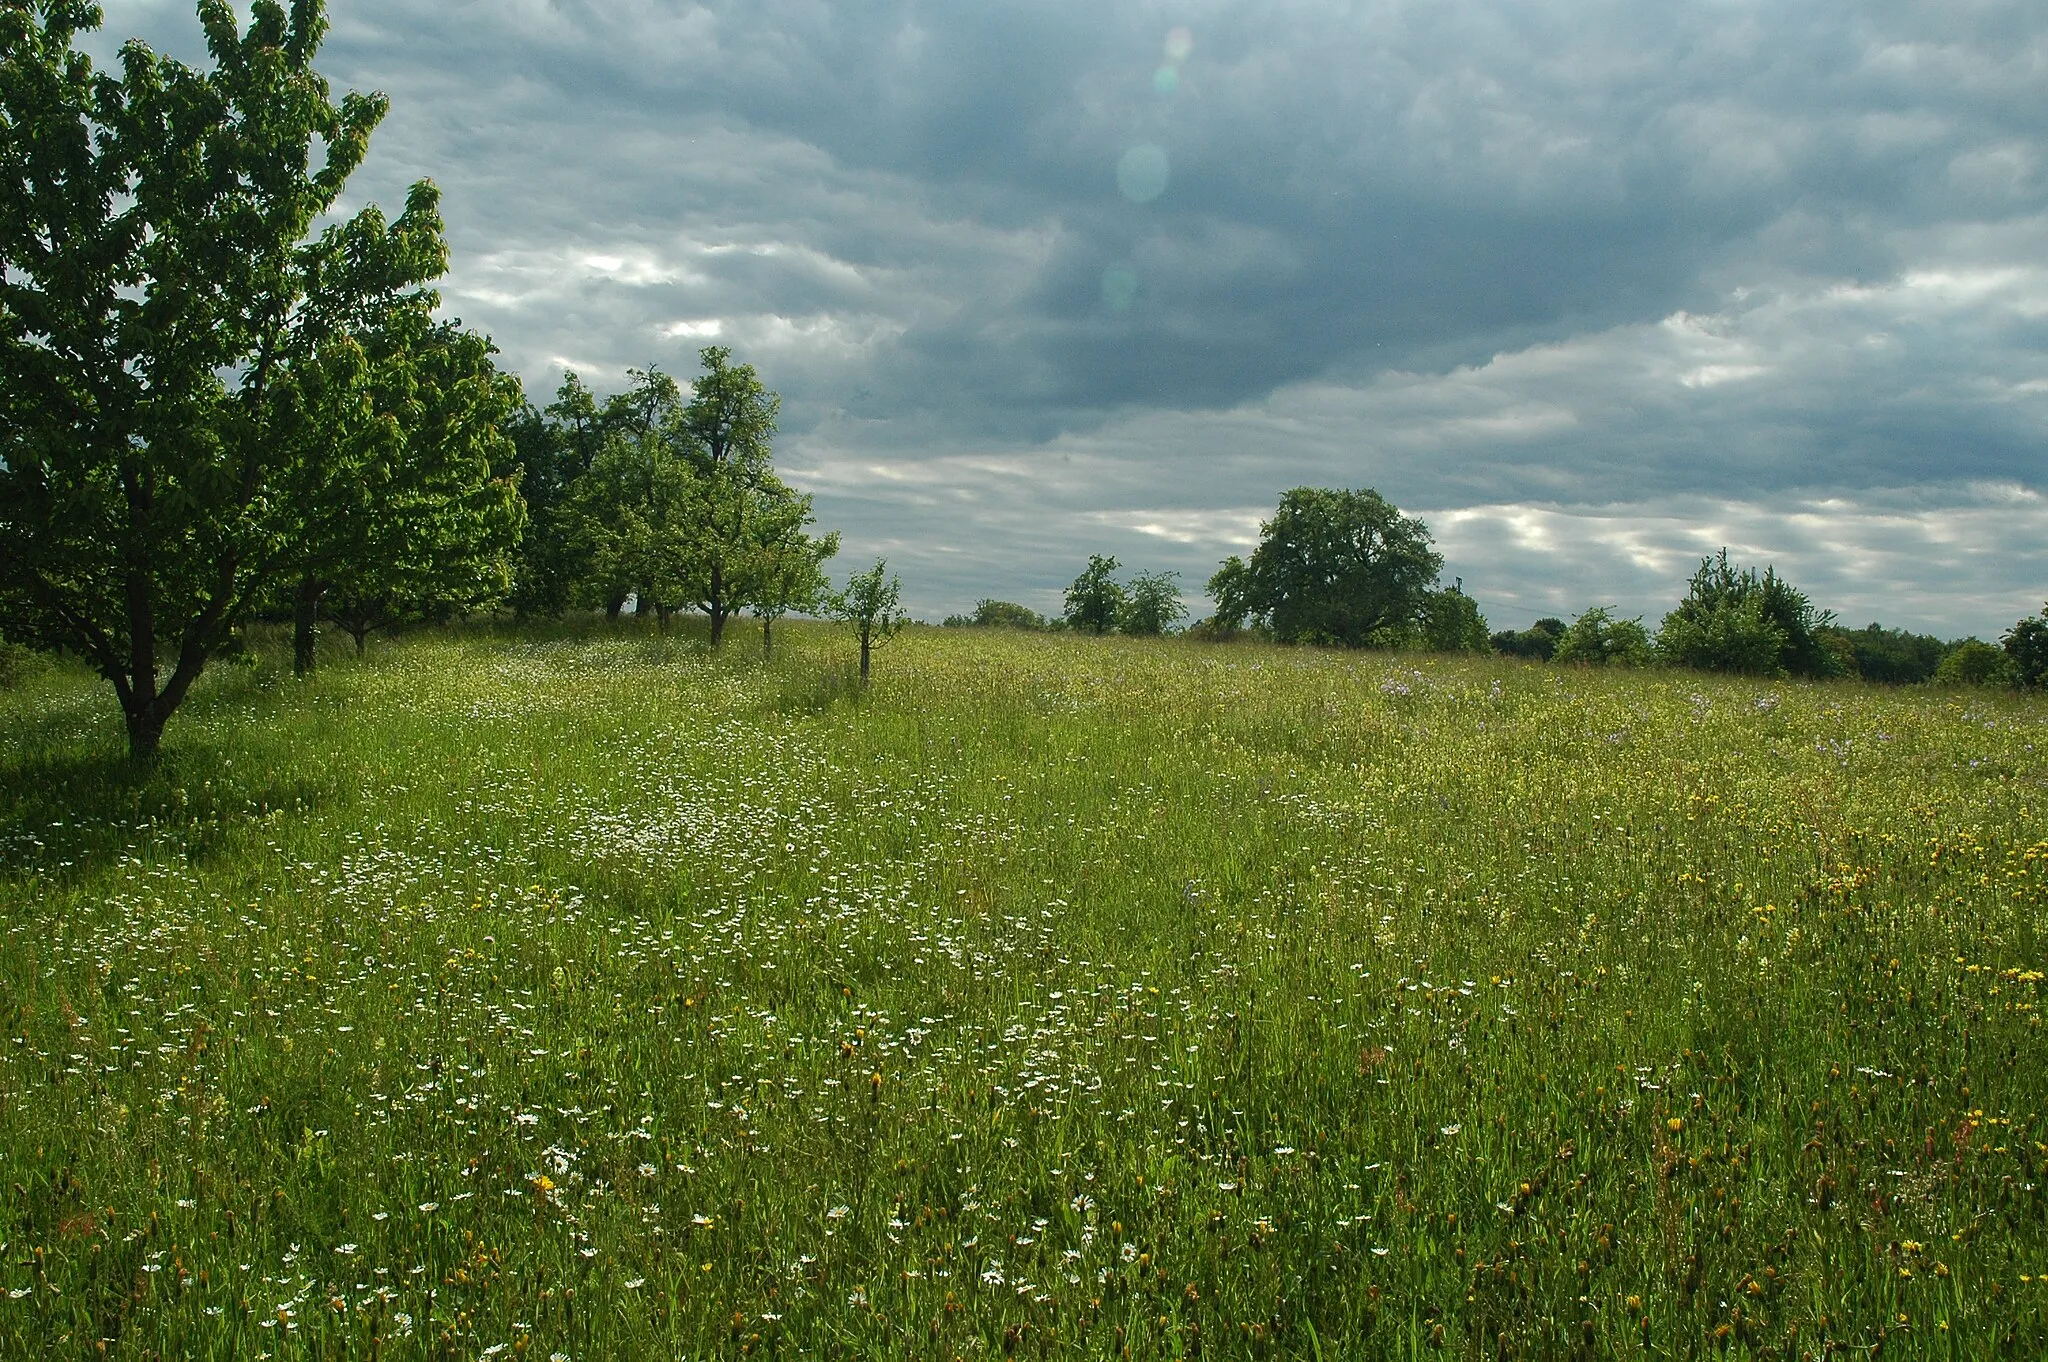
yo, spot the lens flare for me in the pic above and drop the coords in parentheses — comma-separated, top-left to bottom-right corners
(1101, 265, 1139, 312)
(1164, 27, 1193, 62)
(1152, 65, 1180, 97)
(1116, 144, 1170, 204)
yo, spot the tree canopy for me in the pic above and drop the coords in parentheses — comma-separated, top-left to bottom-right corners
(1656, 550, 1839, 678)
(0, 0, 487, 756)
(1208, 487, 1443, 647)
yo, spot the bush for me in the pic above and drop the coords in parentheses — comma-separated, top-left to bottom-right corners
(1553, 607, 1654, 667)
(1821, 623, 1946, 684)
(1492, 618, 1565, 661)
(1656, 550, 1838, 678)
(1416, 585, 1489, 652)
(2004, 606, 2048, 689)
(0, 641, 44, 689)
(1119, 571, 1186, 637)
(1934, 639, 2008, 687)
(1656, 594, 1786, 676)
(943, 600, 1050, 631)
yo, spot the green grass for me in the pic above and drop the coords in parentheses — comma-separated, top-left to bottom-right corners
(1, 620, 2044, 1359)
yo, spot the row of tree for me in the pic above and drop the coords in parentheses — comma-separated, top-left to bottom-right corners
(945, 489, 2047, 688)
(0, 2, 907, 760)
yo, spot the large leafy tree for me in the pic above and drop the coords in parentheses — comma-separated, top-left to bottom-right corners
(1208, 488, 1442, 647)
(561, 367, 694, 622)
(500, 372, 618, 620)
(0, 0, 446, 758)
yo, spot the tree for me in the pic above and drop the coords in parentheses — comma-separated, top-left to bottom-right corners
(1119, 570, 1185, 636)
(1207, 488, 1442, 647)
(1935, 638, 2008, 687)
(312, 322, 526, 661)
(742, 489, 838, 659)
(1492, 617, 1565, 660)
(285, 308, 526, 673)
(1416, 582, 1489, 652)
(831, 559, 906, 684)
(499, 372, 618, 620)
(0, 0, 442, 759)
(1553, 606, 1653, 666)
(2004, 605, 2048, 689)
(1818, 622, 1946, 684)
(559, 367, 694, 623)
(678, 346, 779, 647)
(1064, 554, 1124, 635)
(565, 422, 697, 628)
(943, 600, 1049, 630)
(1655, 550, 1838, 678)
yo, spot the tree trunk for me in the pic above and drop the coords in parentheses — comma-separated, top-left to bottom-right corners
(123, 697, 166, 764)
(606, 591, 627, 622)
(762, 615, 773, 659)
(859, 635, 871, 684)
(708, 562, 726, 647)
(349, 622, 370, 656)
(293, 576, 324, 676)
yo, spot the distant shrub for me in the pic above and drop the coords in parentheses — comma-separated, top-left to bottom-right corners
(1656, 550, 1839, 678)
(2004, 606, 2048, 689)
(1119, 571, 1187, 637)
(945, 600, 1050, 631)
(1821, 623, 1946, 684)
(1415, 585, 1489, 652)
(1553, 607, 1653, 667)
(1492, 617, 1565, 661)
(1934, 638, 2009, 687)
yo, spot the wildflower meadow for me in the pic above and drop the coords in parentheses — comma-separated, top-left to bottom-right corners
(1, 623, 2042, 1359)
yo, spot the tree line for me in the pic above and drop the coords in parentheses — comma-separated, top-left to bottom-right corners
(0, 1, 905, 759)
(959, 488, 2048, 689)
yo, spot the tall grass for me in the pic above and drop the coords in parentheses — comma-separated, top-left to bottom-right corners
(1, 621, 2042, 1358)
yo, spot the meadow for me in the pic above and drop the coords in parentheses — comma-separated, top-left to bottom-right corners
(0, 621, 2042, 1360)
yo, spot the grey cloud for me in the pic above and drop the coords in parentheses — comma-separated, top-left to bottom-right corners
(86, 0, 2048, 636)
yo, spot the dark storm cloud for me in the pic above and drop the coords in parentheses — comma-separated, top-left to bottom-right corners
(93, 1, 2048, 635)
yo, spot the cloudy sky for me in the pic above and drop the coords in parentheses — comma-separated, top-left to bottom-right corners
(99, 0, 2048, 635)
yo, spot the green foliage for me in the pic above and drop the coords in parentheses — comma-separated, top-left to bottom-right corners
(288, 314, 528, 670)
(562, 374, 699, 626)
(1414, 583, 1489, 652)
(1656, 593, 1784, 675)
(1492, 617, 1565, 660)
(1656, 550, 1837, 678)
(2004, 605, 2048, 689)
(742, 494, 838, 659)
(1207, 487, 1442, 647)
(0, 640, 41, 689)
(944, 600, 1051, 630)
(1064, 554, 1125, 635)
(0, 0, 462, 757)
(1117, 569, 1186, 637)
(1934, 637, 2009, 687)
(829, 558, 906, 682)
(499, 373, 613, 619)
(1818, 622, 1947, 684)
(677, 346, 783, 646)
(1552, 606, 1654, 666)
